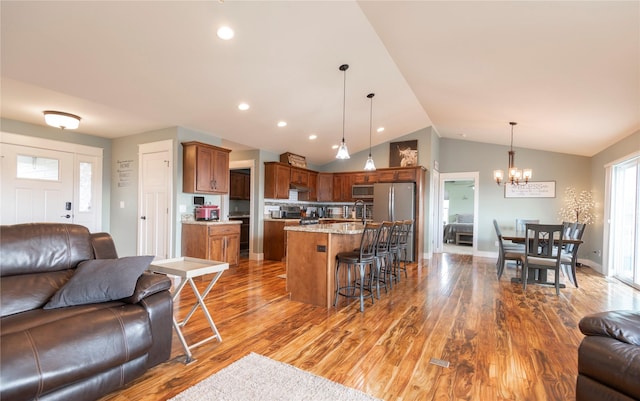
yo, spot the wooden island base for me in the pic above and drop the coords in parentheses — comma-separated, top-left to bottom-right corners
(285, 223, 363, 308)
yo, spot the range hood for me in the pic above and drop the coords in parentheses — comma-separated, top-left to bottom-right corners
(289, 183, 309, 192)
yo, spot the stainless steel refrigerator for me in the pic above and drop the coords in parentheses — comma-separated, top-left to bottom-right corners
(372, 183, 415, 261)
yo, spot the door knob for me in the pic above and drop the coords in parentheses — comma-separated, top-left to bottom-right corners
(61, 214, 71, 219)
(140, 216, 146, 220)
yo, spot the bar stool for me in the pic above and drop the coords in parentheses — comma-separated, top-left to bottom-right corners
(394, 220, 413, 281)
(334, 223, 380, 312)
(372, 221, 395, 297)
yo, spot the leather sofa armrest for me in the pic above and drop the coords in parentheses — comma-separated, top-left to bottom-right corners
(578, 336, 640, 400)
(122, 272, 171, 304)
(579, 310, 640, 346)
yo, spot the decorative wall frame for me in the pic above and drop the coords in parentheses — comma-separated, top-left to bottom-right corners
(389, 140, 418, 167)
(505, 181, 556, 198)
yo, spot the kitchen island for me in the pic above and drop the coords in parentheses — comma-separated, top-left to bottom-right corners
(284, 222, 364, 308)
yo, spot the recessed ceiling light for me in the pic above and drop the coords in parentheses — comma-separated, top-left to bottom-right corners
(377, 127, 385, 133)
(331, 145, 339, 149)
(217, 26, 234, 40)
(309, 134, 317, 140)
(277, 121, 287, 127)
(238, 103, 250, 111)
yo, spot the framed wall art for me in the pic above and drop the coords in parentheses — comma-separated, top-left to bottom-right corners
(389, 140, 418, 167)
(505, 181, 556, 198)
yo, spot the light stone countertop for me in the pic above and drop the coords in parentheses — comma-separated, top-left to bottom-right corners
(284, 222, 365, 234)
(182, 220, 242, 225)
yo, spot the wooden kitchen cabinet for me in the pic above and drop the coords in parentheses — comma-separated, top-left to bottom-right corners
(332, 173, 352, 202)
(290, 167, 309, 186)
(376, 167, 417, 183)
(182, 141, 231, 194)
(230, 171, 250, 200)
(264, 219, 300, 261)
(264, 162, 291, 199)
(182, 223, 240, 266)
(308, 172, 318, 201)
(317, 173, 333, 201)
(350, 172, 377, 185)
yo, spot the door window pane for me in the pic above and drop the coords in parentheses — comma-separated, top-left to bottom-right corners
(16, 155, 59, 181)
(78, 162, 92, 212)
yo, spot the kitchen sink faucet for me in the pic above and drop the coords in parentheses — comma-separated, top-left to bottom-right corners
(353, 199, 366, 224)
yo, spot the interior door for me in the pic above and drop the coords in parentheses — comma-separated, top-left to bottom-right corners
(138, 141, 173, 260)
(1, 143, 74, 225)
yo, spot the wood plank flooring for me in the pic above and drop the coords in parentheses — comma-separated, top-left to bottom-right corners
(100, 254, 640, 401)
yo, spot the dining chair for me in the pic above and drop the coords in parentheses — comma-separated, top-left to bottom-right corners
(521, 223, 564, 295)
(516, 219, 539, 235)
(493, 219, 524, 279)
(560, 222, 585, 287)
(334, 223, 380, 312)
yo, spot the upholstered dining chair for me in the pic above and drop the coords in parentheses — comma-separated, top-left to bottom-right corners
(493, 219, 524, 279)
(522, 223, 564, 295)
(334, 223, 380, 312)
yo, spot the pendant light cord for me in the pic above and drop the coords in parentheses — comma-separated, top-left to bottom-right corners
(368, 93, 375, 156)
(342, 66, 347, 143)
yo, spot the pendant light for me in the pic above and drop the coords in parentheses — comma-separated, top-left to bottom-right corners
(363, 93, 376, 171)
(335, 64, 350, 159)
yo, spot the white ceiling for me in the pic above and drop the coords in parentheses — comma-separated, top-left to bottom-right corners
(1, 1, 638, 165)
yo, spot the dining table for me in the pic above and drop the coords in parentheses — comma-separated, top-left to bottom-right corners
(501, 230, 583, 288)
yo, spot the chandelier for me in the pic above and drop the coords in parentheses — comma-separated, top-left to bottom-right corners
(493, 122, 532, 185)
(335, 64, 350, 159)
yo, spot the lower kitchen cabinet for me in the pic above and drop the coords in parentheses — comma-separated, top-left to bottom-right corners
(182, 222, 240, 266)
(264, 219, 299, 261)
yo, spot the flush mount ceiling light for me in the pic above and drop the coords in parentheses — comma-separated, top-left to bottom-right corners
(493, 122, 532, 186)
(335, 64, 350, 159)
(277, 121, 287, 127)
(237, 103, 250, 111)
(363, 93, 376, 171)
(43, 111, 81, 130)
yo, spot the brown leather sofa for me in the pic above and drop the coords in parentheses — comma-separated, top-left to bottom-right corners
(577, 310, 640, 401)
(0, 223, 173, 401)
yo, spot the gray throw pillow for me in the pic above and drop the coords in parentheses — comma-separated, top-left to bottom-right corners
(44, 255, 154, 309)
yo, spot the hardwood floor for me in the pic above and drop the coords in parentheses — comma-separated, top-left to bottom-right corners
(101, 254, 640, 401)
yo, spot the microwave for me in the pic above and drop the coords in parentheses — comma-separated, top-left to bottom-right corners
(352, 184, 374, 199)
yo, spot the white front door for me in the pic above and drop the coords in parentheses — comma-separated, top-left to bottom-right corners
(1, 143, 74, 225)
(138, 141, 173, 259)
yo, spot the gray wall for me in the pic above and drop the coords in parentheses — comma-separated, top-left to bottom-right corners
(438, 137, 592, 258)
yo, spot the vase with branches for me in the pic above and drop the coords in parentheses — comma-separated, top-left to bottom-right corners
(558, 186, 595, 224)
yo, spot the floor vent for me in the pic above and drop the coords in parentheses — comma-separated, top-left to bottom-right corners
(429, 358, 450, 368)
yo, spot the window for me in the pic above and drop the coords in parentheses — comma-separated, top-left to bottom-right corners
(78, 162, 93, 212)
(609, 155, 640, 289)
(16, 155, 59, 181)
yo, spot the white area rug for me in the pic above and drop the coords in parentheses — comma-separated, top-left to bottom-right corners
(168, 352, 381, 401)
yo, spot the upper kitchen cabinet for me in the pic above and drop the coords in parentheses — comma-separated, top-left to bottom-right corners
(308, 172, 318, 201)
(182, 141, 231, 194)
(264, 162, 291, 199)
(350, 172, 377, 185)
(376, 167, 418, 183)
(316, 173, 333, 201)
(230, 171, 251, 200)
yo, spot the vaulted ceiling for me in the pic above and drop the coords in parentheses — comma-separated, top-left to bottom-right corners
(2, 1, 638, 165)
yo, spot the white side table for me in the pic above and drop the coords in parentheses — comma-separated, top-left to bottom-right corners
(149, 257, 229, 363)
